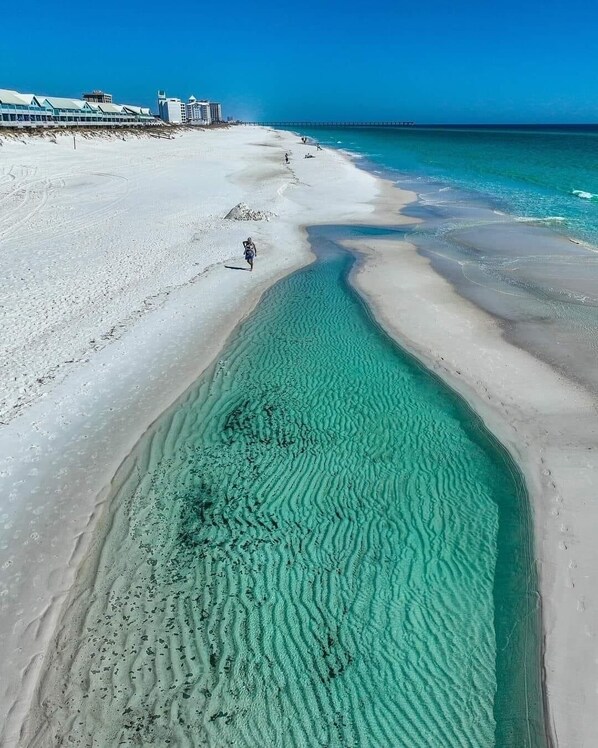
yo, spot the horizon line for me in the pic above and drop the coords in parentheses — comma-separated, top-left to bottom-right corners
(243, 121, 598, 128)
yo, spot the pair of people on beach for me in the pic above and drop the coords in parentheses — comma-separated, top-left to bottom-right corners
(243, 237, 257, 271)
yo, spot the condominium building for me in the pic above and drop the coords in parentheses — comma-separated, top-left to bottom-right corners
(157, 90, 224, 125)
(0, 88, 155, 127)
(157, 91, 187, 123)
(186, 96, 211, 125)
(209, 102, 222, 123)
(83, 90, 113, 103)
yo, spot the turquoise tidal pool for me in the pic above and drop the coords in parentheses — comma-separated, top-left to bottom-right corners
(30, 239, 545, 747)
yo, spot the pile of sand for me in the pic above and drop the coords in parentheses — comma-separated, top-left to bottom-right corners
(225, 201, 274, 221)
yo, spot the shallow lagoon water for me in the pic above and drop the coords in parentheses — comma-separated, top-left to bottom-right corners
(29, 238, 545, 746)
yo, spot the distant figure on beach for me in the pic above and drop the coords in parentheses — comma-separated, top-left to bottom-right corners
(304, 153, 315, 159)
(243, 237, 257, 271)
(316, 143, 323, 151)
(301, 136, 307, 144)
(285, 152, 290, 164)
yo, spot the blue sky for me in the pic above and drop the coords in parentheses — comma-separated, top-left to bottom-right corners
(2, 0, 598, 123)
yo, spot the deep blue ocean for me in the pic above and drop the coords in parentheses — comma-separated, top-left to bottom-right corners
(294, 125, 598, 245)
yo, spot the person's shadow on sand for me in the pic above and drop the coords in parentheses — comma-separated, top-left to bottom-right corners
(225, 265, 251, 271)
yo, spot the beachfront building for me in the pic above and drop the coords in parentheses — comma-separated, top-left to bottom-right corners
(0, 88, 156, 127)
(83, 90, 113, 103)
(209, 102, 222, 123)
(187, 96, 211, 125)
(157, 90, 224, 125)
(157, 91, 187, 123)
(0, 90, 53, 125)
(96, 102, 131, 124)
(39, 97, 98, 124)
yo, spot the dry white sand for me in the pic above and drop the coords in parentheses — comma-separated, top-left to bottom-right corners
(0, 127, 379, 745)
(347, 182, 598, 747)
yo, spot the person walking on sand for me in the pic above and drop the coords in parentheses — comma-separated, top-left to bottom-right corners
(285, 152, 290, 164)
(243, 237, 257, 271)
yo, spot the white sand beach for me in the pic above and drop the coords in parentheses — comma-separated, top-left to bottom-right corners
(0, 127, 378, 744)
(1, 125, 596, 746)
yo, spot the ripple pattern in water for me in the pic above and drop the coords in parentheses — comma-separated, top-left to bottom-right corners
(28, 244, 544, 746)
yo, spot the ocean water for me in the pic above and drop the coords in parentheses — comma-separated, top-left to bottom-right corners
(296, 125, 598, 245)
(28, 241, 544, 747)
(296, 125, 598, 395)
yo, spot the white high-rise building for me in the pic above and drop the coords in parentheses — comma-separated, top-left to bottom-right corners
(157, 91, 223, 125)
(186, 96, 211, 125)
(157, 90, 187, 123)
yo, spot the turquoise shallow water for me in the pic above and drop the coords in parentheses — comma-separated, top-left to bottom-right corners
(29, 241, 544, 746)
(295, 125, 598, 245)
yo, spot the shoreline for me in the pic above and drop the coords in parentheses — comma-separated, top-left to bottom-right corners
(0, 127, 380, 745)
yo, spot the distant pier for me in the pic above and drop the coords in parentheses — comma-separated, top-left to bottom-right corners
(240, 121, 415, 128)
